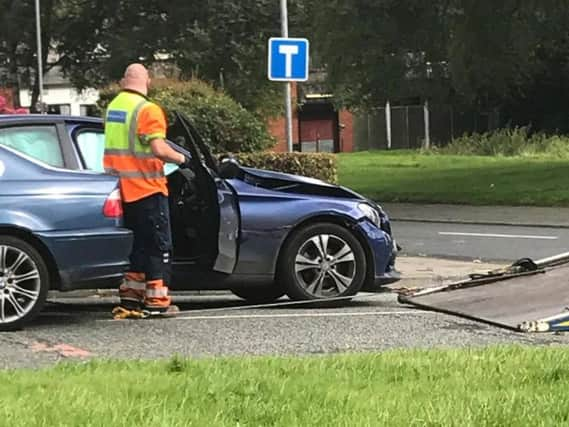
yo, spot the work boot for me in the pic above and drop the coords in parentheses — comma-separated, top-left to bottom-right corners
(111, 306, 146, 320)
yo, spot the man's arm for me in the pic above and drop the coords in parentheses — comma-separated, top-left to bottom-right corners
(150, 139, 186, 165)
(137, 103, 188, 166)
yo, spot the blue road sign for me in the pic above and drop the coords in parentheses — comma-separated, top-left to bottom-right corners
(268, 37, 309, 82)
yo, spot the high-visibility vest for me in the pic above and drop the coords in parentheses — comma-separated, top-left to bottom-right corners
(103, 91, 168, 203)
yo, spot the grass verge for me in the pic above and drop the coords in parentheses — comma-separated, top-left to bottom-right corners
(338, 150, 569, 206)
(2, 346, 569, 426)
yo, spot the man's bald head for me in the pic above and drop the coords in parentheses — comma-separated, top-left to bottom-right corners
(120, 63, 151, 95)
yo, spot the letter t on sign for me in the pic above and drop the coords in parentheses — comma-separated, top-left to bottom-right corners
(278, 44, 299, 79)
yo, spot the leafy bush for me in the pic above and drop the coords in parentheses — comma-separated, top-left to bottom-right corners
(438, 127, 569, 158)
(98, 79, 275, 153)
(226, 152, 338, 184)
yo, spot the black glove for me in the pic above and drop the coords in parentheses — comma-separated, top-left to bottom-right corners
(179, 155, 192, 169)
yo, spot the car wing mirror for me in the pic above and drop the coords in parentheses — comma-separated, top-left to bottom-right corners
(219, 157, 241, 179)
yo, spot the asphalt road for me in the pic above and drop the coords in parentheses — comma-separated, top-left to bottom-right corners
(3, 220, 568, 370)
(392, 220, 569, 262)
(2, 293, 569, 370)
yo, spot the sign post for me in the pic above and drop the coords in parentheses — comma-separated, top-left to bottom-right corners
(35, 0, 45, 114)
(269, 1, 309, 152)
(280, 0, 292, 152)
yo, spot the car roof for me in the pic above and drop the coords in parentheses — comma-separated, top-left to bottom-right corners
(0, 114, 102, 125)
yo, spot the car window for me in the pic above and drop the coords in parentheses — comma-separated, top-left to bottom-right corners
(0, 125, 64, 168)
(75, 129, 180, 175)
(76, 130, 105, 172)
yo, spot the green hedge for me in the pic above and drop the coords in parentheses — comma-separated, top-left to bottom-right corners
(227, 152, 338, 184)
(98, 79, 275, 153)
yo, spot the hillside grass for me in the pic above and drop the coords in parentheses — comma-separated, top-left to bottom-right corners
(338, 150, 569, 206)
(2, 346, 569, 426)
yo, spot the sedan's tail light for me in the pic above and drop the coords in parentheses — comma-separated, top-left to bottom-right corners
(103, 189, 123, 218)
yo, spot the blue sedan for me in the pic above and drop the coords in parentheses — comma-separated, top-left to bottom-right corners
(0, 112, 398, 329)
(0, 118, 132, 330)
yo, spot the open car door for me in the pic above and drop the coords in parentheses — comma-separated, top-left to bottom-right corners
(166, 111, 240, 274)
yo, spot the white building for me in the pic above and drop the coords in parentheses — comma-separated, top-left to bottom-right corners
(18, 65, 99, 116)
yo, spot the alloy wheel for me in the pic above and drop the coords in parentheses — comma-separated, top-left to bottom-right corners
(294, 234, 357, 298)
(0, 245, 41, 324)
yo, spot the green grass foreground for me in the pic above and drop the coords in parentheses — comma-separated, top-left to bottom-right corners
(2, 346, 569, 426)
(338, 151, 569, 206)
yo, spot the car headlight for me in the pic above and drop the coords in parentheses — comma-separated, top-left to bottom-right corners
(357, 203, 381, 228)
(375, 203, 386, 217)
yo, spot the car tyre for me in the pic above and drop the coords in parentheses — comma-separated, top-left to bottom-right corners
(0, 236, 49, 331)
(278, 223, 367, 302)
(231, 285, 286, 304)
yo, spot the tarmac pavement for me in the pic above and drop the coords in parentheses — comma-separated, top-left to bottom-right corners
(49, 256, 504, 300)
(3, 203, 567, 371)
(5, 278, 569, 371)
(386, 202, 569, 262)
(393, 220, 569, 262)
(393, 255, 503, 287)
(381, 202, 569, 228)
(0, 255, 518, 371)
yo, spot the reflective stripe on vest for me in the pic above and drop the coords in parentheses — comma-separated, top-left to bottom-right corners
(103, 91, 167, 202)
(104, 168, 164, 179)
(104, 148, 155, 158)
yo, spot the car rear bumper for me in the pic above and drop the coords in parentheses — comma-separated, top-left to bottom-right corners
(36, 227, 133, 291)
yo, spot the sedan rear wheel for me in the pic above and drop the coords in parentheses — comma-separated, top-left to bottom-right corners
(0, 236, 49, 331)
(278, 223, 367, 301)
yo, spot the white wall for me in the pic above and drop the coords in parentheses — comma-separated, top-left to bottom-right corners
(19, 86, 99, 116)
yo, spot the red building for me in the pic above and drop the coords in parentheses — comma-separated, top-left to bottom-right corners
(0, 88, 17, 110)
(267, 80, 354, 153)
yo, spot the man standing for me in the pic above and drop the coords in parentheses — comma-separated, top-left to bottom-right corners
(104, 64, 189, 318)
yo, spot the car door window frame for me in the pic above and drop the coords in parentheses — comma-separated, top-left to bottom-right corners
(71, 125, 106, 171)
(174, 112, 221, 176)
(0, 120, 78, 170)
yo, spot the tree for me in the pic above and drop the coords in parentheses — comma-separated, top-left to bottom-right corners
(0, 0, 67, 111)
(307, 0, 569, 134)
(498, 1, 569, 132)
(10, 0, 569, 133)
(98, 79, 276, 153)
(57, 0, 309, 118)
(445, 1, 569, 130)
(308, 0, 453, 109)
(447, 1, 542, 108)
(57, 0, 176, 88)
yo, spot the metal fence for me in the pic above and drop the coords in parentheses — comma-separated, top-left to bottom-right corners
(353, 104, 500, 150)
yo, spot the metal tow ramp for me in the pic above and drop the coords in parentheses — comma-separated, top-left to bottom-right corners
(398, 252, 569, 333)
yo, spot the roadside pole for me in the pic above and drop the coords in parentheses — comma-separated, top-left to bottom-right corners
(385, 100, 392, 150)
(269, 4, 309, 152)
(35, 0, 45, 114)
(423, 99, 430, 149)
(281, 0, 293, 152)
